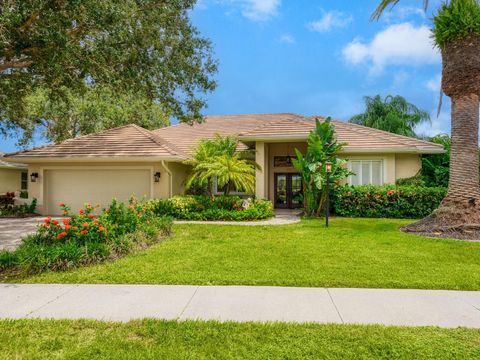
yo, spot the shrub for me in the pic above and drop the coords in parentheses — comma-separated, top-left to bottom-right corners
(148, 195, 274, 221)
(0, 199, 172, 274)
(0, 198, 37, 217)
(332, 185, 447, 219)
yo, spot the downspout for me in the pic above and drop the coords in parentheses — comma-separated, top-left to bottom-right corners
(161, 160, 173, 198)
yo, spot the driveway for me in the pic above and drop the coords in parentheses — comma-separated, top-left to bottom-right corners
(0, 217, 45, 251)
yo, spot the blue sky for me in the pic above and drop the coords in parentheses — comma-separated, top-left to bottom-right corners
(1, 0, 447, 152)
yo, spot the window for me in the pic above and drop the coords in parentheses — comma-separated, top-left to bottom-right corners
(348, 160, 383, 186)
(21, 172, 28, 190)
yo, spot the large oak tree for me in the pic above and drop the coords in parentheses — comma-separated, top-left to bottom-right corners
(0, 0, 217, 143)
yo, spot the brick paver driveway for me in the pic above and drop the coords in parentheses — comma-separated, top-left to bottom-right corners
(0, 217, 44, 251)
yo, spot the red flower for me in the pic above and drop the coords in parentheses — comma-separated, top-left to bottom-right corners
(57, 231, 67, 239)
(52, 220, 59, 226)
(387, 189, 396, 196)
(79, 209, 85, 215)
(89, 215, 96, 220)
(65, 225, 71, 231)
(63, 219, 70, 226)
(63, 211, 69, 216)
(58, 202, 65, 207)
(82, 223, 89, 228)
(80, 230, 88, 235)
(43, 218, 50, 223)
(99, 227, 106, 232)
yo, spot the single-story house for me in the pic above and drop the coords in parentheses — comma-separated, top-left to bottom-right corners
(0, 153, 28, 195)
(4, 113, 444, 215)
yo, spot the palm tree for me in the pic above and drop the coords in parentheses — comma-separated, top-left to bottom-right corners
(350, 95, 430, 137)
(196, 154, 256, 195)
(184, 135, 258, 196)
(373, 0, 480, 235)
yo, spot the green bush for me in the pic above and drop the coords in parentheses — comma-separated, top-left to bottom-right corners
(148, 195, 274, 221)
(0, 198, 37, 217)
(0, 199, 172, 274)
(332, 185, 447, 219)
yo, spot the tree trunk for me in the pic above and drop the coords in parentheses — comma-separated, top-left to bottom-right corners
(402, 94, 480, 237)
(443, 94, 480, 204)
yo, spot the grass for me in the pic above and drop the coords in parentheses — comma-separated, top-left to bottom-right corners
(1, 319, 480, 359)
(10, 218, 480, 290)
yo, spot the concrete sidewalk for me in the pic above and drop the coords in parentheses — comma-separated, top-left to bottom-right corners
(1, 284, 480, 328)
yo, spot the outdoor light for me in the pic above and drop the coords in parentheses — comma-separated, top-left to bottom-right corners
(30, 172, 39, 182)
(325, 161, 332, 228)
(325, 161, 332, 173)
(154, 172, 161, 183)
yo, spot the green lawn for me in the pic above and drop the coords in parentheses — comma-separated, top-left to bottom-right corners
(13, 218, 480, 290)
(1, 319, 480, 359)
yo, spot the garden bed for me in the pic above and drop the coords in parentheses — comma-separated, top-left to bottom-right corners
(0, 199, 172, 278)
(148, 195, 274, 221)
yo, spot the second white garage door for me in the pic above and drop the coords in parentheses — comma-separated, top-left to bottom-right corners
(44, 168, 152, 215)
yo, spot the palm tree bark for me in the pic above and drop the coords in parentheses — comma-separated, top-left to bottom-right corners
(443, 94, 480, 205)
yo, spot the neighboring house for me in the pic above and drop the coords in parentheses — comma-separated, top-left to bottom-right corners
(0, 153, 28, 195)
(4, 114, 444, 215)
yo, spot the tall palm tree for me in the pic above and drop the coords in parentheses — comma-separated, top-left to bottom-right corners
(350, 95, 430, 137)
(373, 0, 480, 235)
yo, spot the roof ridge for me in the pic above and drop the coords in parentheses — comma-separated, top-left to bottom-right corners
(332, 120, 443, 149)
(132, 124, 187, 157)
(240, 114, 306, 136)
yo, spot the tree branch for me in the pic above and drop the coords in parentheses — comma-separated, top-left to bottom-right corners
(0, 60, 33, 71)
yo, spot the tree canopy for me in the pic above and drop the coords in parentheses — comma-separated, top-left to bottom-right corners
(0, 0, 217, 144)
(349, 95, 430, 137)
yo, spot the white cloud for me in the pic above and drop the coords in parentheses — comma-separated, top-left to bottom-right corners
(382, 6, 426, 22)
(342, 23, 440, 75)
(278, 34, 295, 44)
(416, 110, 450, 137)
(239, 0, 280, 21)
(426, 74, 441, 93)
(307, 10, 353, 33)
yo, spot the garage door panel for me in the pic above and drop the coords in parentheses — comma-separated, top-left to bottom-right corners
(45, 169, 151, 215)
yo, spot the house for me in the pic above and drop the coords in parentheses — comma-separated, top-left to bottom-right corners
(0, 153, 28, 195)
(4, 114, 444, 215)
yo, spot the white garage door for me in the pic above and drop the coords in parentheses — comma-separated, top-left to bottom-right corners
(45, 168, 152, 215)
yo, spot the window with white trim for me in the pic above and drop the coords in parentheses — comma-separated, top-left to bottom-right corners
(348, 160, 384, 186)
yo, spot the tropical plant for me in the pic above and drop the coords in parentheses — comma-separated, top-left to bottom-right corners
(373, 0, 480, 236)
(184, 135, 258, 196)
(0, 0, 217, 144)
(421, 134, 451, 188)
(292, 117, 351, 217)
(349, 95, 430, 137)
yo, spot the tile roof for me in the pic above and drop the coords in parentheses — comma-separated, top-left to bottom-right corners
(5, 124, 186, 159)
(5, 113, 444, 160)
(153, 113, 305, 154)
(238, 116, 444, 153)
(0, 153, 27, 169)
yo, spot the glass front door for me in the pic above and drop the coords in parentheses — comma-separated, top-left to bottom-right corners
(274, 173, 303, 209)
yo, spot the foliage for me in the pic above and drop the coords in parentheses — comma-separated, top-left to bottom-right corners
(433, 0, 480, 48)
(0, 0, 217, 144)
(148, 195, 274, 221)
(20, 86, 170, 144)
(395, 173, 426, 187)
(372, 0, 430, 20)
(184, 135, 257, 196)
(421, 134, 451, 187)
(349, 95, 430, 137)
(332, 185, 447, 219)
(0, 198, 37, 217)
(0, 200, 172, 273)
(292, 117, 351, 217)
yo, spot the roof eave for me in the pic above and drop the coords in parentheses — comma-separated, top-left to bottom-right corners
(4, 155, 186, 163)
(341, 147, 445, 154)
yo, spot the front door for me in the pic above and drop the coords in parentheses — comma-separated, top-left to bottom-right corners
(274, 173, 303, 209)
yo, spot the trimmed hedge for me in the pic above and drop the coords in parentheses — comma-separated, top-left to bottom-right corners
(332, 185, 447, 219)
(148, 195, 274, 221)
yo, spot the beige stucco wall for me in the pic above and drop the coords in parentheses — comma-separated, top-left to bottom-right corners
(26, 161, 175, 215)
(0, 168, 24, 194)
(395, 153, 422, 180)
(258, 141, 422, 202)
(168, 162, 190, 196)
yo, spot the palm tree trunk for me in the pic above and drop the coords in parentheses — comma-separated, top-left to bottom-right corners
(442, 94, 480, 204)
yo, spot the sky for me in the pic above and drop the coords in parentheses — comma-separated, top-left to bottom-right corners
(1, 0, 447, 153)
